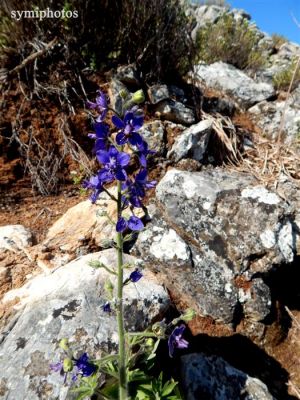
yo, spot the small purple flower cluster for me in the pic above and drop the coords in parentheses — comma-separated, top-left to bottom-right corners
(83, 90, 156, 232)
(50, 353, 96, 382)
(168, 325, 188, 357)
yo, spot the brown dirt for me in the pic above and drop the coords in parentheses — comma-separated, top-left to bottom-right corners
(266, 309, 300, 398)
(0, 182, 84, 243)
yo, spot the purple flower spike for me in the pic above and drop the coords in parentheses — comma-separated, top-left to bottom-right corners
(168, 325, 189, 358)
(129, 269, 143, 282)
(87, 91, 108, 122)
(127, 216, 144, 231)
(97, 146, 130, 183)
(75, 353, 97, 377)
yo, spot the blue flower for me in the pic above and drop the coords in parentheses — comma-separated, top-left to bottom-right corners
(116, 216, 144, 232)
(102, 302, 111, 313)
(97, 146, 130, 182)
(168, 325, 189, 358)
(136, 141, 156, 167)
(88, 122, 110, 152)
(82, 175, 103, 203)
(129, 269, 143, 282)
(75, 353, 97, 377)
(124, 169, 156, 207)
(112, 108, 144, 146)
(50, 361, 63, 373)
(87, 91, 108, 122)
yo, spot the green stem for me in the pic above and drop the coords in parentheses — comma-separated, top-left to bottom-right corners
(116, 180, 127, 400)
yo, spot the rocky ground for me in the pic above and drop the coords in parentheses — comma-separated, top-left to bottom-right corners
(1, 3, 300, 400)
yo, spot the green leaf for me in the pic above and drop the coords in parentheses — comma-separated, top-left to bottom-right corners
(88, 260, 116, 275)
(162, 380, 178, 396)
(99, 380, 119, 400)
(93, 354, 118, 366)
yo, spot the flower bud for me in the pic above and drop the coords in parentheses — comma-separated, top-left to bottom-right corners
(63, 358, 73, 372)
(181, 308, 196, 322)
(152, 321, 167, 337)
(100, 239, 114, 248)
(104, 279, 114, 298)
(59, 338, 69, 351)
(119, 89, 128, 99)
(145, 338, 155, 348)
(131, 89, 145, 104)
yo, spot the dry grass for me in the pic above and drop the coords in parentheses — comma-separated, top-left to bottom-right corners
(235, 136, 300, 189)
(201, 111, 300, 190)
(285, 307, 300, 399)
(202, 111, 243, 164)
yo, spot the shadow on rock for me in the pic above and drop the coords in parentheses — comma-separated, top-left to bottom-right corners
(185, 333, 297, 400)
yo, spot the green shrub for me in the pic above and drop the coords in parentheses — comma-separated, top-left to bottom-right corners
(271, 33, 287, 51)
(272, 58, 300, 91)
(196, 13, 265, 71)
(1, 0, 194, 83)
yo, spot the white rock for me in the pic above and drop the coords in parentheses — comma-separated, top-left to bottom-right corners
(167, 119, 213, 162)
(0, 225, 33, 252)
(194, 62, 275, 109)
(241, 187, 280, 205)
(0, 249, 169, 400)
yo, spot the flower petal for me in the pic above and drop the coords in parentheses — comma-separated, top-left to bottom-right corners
(112, 115, 125, 129)
(96, 150, 110, 164)
(117, 152, 131, 167)
(133, 115, 144, 130)
(129, 269, 143, 282)
(86, 100, 97, 109)
(129, 132, 143, 146)
(138, 154, 147, 168)
(95, 139, 107, 152)
(98, 169, 114, 183)
(136, 169, 147, 182)
(116, 132, 128, 145)
(128, 216, 144, 231)
(115, 168, 127, 181)
(116, 217, 128, 232)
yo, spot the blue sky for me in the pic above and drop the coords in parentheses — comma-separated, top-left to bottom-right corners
(229, 0, 300, 43)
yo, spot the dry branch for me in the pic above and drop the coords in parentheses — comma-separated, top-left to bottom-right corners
(7, 38, 57, 78)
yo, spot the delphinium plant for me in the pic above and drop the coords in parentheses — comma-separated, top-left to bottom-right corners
(50, 89, 195, 400)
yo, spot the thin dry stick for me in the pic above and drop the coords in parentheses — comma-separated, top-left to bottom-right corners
(8, 38, 57, 77)
(277, 54, 300, 144)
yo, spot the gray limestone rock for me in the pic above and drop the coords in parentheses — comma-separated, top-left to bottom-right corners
(108, 79, 128, 115)
(187, 5, 227, 40)
(194, 62, 275, 109)
(154, 100, 195, 125)
(0, 225, 33, 252)
(138, 120, 165, 155)
(148, 84, 170, 104)
(248, 96, 300, 144)
(115, 63, 140, 86)
(0, 249, 169, 400)
(167, 119, 213, 162)
(135, 169, 296, 328)
(181, 353, 275, 400)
